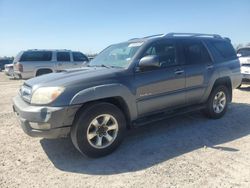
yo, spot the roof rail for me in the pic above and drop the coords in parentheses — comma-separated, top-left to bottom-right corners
(143, 34, 164, 39)
(129, 34, 164, 41)
(165, 32, 222, 39)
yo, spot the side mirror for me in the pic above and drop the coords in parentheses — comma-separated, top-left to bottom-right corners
(138, 55, 160, 70)
(237, 53, 242, 57)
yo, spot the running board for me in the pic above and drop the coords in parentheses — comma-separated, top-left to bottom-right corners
(132, 104, 206, 127)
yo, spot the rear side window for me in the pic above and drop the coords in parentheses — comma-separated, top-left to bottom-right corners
(73, 52, 88, 62)
(57, 52, 70, 61)
(20, 51, 52, 61)
(183, 41, 211, 64)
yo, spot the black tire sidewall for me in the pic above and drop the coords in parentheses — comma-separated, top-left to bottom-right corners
(71, 103, 126, 158)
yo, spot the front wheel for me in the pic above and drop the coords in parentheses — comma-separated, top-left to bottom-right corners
(203, 86, 229, 119)
(71, 103, 126, 158)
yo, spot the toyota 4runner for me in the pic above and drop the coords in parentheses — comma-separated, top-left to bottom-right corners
(13, 33, 242, 157)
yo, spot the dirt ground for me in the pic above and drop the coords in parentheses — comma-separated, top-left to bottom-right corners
(0, 72, 250, 188)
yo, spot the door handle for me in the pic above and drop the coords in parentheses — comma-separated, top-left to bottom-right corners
(174, 69, 184, 75)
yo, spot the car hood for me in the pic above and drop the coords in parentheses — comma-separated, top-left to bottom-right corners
(24, 67, 124, 89)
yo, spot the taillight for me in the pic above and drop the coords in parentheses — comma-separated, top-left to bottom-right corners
(17, 63, 23, 72)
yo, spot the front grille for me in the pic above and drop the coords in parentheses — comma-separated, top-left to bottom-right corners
(20, 84, 32, 102)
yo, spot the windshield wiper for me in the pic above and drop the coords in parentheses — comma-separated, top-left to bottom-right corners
(88, 64, 123, 69)
(100, 64, 111, 68)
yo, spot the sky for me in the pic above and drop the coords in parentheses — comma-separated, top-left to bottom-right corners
(0, 0, 250, 57)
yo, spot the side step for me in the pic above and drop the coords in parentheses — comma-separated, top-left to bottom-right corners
(132, 104, 206, 127)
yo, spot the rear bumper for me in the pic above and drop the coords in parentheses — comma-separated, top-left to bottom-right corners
(12, 95, 81, 138)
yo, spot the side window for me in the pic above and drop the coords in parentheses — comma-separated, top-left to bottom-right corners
(57, 52, 70, 61)
(212, 41, 236, 59)
(184, 41, 211, 64)
(143, 42, 177, 68)
(208, 40, 237, 62)
(20, 51, 52, 61)
(73, 52, 88, 62)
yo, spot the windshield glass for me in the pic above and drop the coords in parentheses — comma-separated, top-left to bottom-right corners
(89, 42, 143, 68)
(237, 48, 250, 57)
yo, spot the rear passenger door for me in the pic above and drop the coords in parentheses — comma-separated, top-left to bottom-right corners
(72, 52, 89, 67)
(56, 52, 72, 70)
(181, 39, 214, 105)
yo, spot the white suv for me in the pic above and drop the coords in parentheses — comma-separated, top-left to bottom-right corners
(237, 47, 250, 86)
(13, 49, 89, 79)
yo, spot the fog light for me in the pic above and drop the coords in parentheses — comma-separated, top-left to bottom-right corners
(29, 122, 51, 130)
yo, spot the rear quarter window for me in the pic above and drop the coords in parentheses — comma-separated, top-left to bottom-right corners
(208, 40, 237, 62)
(73, 52, 88, 62)
(20, 51, 52, 61)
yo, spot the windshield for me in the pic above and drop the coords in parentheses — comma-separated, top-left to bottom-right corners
(89, 42, 143, 68)
(237, 48, 250, 57)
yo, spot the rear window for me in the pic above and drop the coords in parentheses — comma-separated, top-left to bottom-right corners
(57, 52, 70, 61)
(237, 48, 250, 57)
(209, 41, 236, 61)
(20, 51, 52, 61)
(73, 52, 88, 62)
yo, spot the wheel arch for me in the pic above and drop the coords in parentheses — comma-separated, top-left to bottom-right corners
(70, 84, 137, 128)
(212, 76, 232, 102)
(35, 68, 53, 76)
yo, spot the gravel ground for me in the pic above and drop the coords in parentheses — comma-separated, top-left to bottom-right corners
(0, 72, 250, 188)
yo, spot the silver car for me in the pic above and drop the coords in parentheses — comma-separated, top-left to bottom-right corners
(237, 47, 250, 86)
(13, 49, 89, 79)
(4, 63, 14, 76)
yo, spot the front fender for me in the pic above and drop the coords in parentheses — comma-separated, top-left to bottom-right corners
(70, 84, 137, 121)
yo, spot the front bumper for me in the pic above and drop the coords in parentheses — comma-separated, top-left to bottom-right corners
(12, 95, 80, 138)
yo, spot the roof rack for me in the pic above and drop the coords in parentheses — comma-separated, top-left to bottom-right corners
(165, 32, 222, 39)
(143, 34, 164, 38)
(129, 34, 164, 41)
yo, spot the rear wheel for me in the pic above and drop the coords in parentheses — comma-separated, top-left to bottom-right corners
(203, 85, 229, 119)
(71, 103, 126, 158)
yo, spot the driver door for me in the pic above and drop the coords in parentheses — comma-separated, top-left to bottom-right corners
(134, 40, 186, 116)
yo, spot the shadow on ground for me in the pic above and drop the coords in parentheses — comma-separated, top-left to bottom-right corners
(238, 85, 250, 91)
(40, 102, 250, 175)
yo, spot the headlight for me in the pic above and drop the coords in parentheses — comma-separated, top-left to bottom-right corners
(31, 87, 65, 105)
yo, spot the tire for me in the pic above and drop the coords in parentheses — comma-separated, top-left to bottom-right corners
(36, 69, 52, 77)
(71, 102, 126, 158)
(203, 85, 229, 119)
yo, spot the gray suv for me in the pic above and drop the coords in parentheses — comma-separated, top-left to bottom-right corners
(13, 49, 89, 79)
(13, 33, 242, 157)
